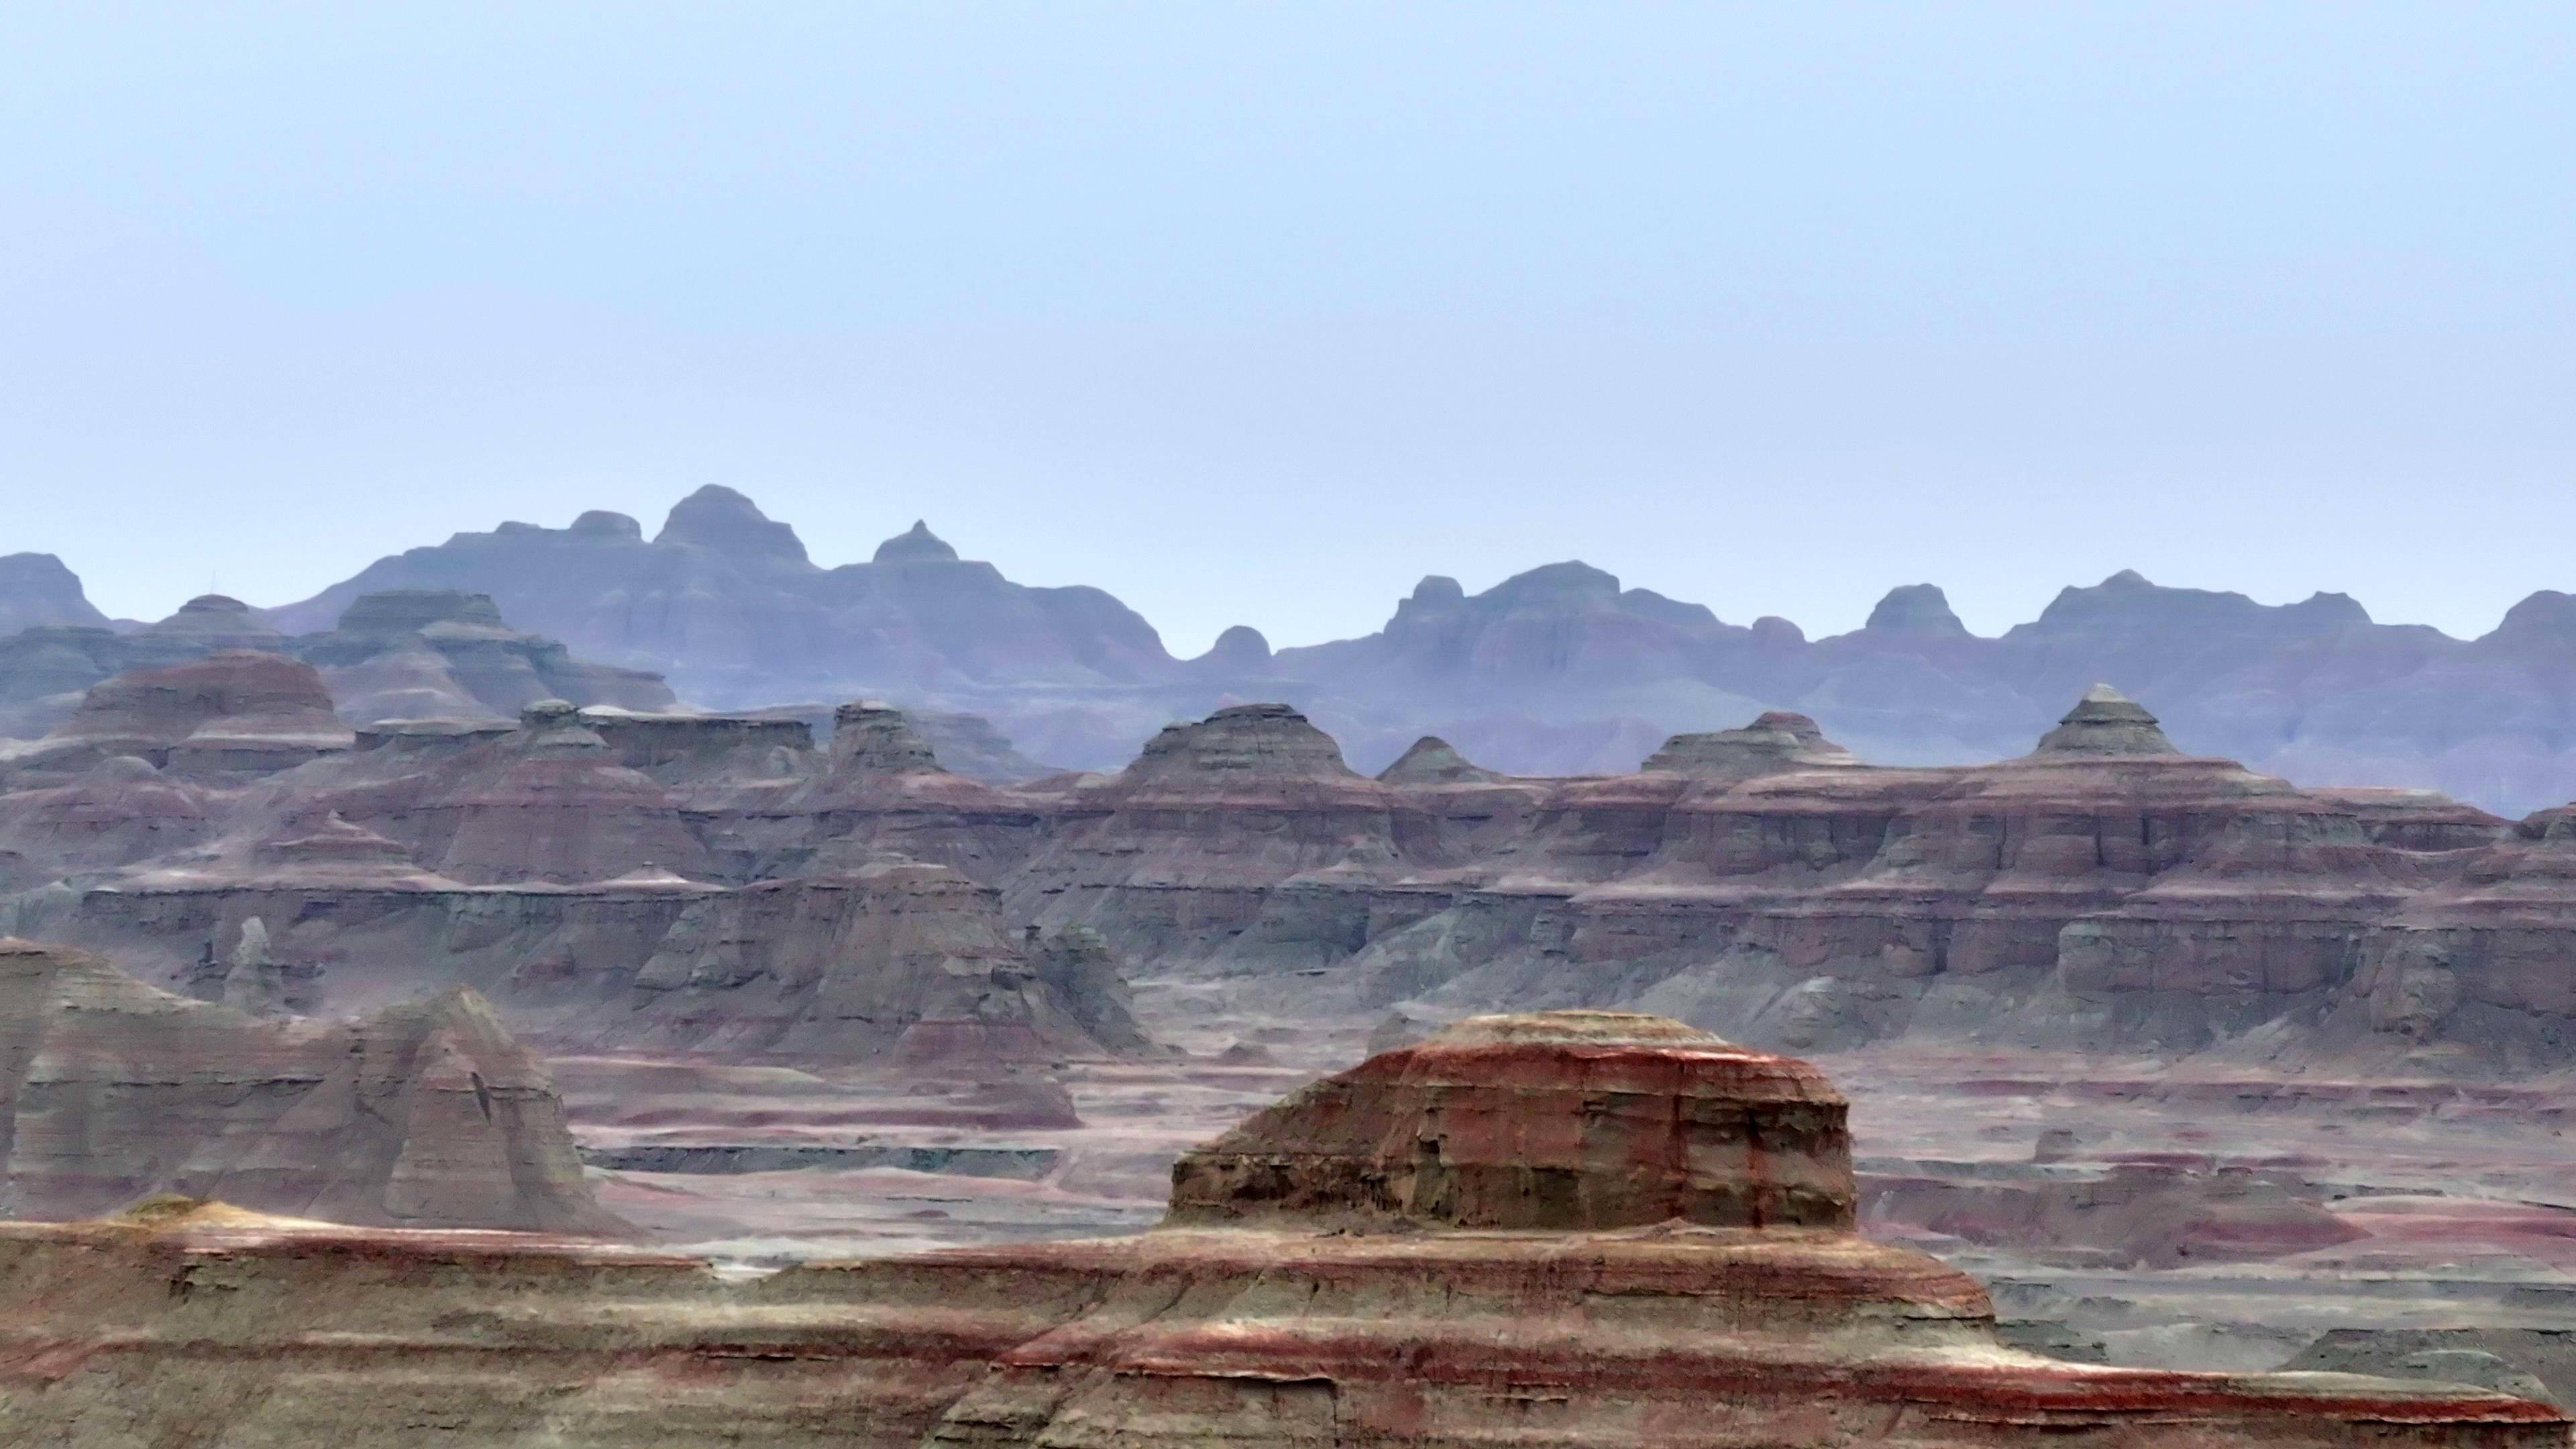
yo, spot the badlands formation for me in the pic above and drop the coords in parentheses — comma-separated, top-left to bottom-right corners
(11, 663, 2559, 1074)
(0, 938, 618, 1235)
(0, 1012, 2563, 1448)
(0, 639, 2573, 1405)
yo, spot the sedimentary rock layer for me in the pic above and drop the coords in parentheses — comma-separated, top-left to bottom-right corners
(0, 938, 621, 1234)
(0, 1012, 2555, 1446)
(9, 680, 2573, 1072)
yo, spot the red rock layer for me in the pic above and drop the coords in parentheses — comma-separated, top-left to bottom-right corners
(1170, 1011, 1854, 1230)
(0, 1013, 2557, 1446)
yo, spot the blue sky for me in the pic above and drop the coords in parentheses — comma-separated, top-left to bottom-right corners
(4, 3, 2570, 651)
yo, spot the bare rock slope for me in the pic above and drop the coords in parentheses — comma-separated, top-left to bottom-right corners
(0, 938, 621, 1234)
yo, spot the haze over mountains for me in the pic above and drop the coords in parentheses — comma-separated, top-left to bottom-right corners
(10, 483, 2576, 813)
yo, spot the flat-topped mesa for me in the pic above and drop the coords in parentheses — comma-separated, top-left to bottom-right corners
(573, 706, 814, 776)
(329, 589, 510, 637)
(1377, 734, 1504, 785)
(1642, 710, 1864, 779)
(2031, 682, 2180, 756)
(1167, 1010, 1853, 1231)
(830, 700, 943, 774)
(1126, 702, 1359, 782)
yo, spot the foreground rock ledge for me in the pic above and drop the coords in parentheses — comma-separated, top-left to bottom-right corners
(0, 1012, 2561, 1448)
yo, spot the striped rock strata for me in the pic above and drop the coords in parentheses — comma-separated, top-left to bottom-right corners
(0, 1011, 2559, 1448)
(0, 938, 622, 1235)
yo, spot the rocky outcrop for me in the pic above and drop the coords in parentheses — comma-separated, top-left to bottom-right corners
(266, 488, 1177, 721)
(124, 593, 284, 661)
(1641, 710, 1864, 777)
(1169, 1012, 1853, 1230)
(299, 588, 676, 724)
(0, 553, 108, 634)
(64, 786, 1146, 1069)
(2031, 682, 2178, 755)
(337, 699, 714, 886)
(22, 651, 353, 778)
(1376, 734, 1503, 785)
(36, 502, 2576, 802)
(0, 756, 211, 889)
(0, 1012, 2556, 1446)
(0, 938, 621, 1234)
(19, 686, 2576, 1072)
(1013, 704, 1417, 965)
(628, 859, 1145, 1061)
(0, 584, 673, 743)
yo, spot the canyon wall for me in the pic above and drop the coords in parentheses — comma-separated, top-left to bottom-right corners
(4, 652, 2571, 1075)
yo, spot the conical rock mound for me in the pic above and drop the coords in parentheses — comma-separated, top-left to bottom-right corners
(2033, 682, 2179, 755)
(1376, 735, 1503, 785)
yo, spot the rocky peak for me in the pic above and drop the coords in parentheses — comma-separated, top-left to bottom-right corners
(1750, 614, 1805, 647)
(1483, 559, 1622, 607)
(653, 485, 810, 566)
(2031, 682, 2178, 756)
(168, 594, 253, 621)
(871, 519, 961, 564)
(830, 701, 943, 774)
(335, 590, 508, 637)
(1863, 582, 1970, 637)
(1128, 703, 1357, 780)
(567, 509, 643, 541)
(2022, 570, 2361, 640)
(134, 595, 284, 653)
(1166, 1009, 1854, 1231)
(2485, 590, 2576, 652)
(1194, 625, 1272, 672)
(1642, 710, 1862, 778)
(0, 552, 109, 633)
(1376, 735, 1502, 785)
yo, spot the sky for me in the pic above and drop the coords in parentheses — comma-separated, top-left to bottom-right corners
(3, 3, 2571, 655)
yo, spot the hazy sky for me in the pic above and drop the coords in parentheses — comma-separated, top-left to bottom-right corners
(5, 4, 2571, 653)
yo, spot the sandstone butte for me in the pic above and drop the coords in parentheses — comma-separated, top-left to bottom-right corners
(7, 654, 2576, 1075)
(0, 1010, 2559, 1447)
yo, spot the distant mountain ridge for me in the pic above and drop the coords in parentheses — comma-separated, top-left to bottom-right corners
(13, 487, 2576, 813)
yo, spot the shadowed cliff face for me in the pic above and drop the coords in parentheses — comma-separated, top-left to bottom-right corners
(0, 1011, 2559, 1448)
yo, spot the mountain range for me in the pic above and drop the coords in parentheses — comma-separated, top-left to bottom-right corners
(9, 483, 2576, 813)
